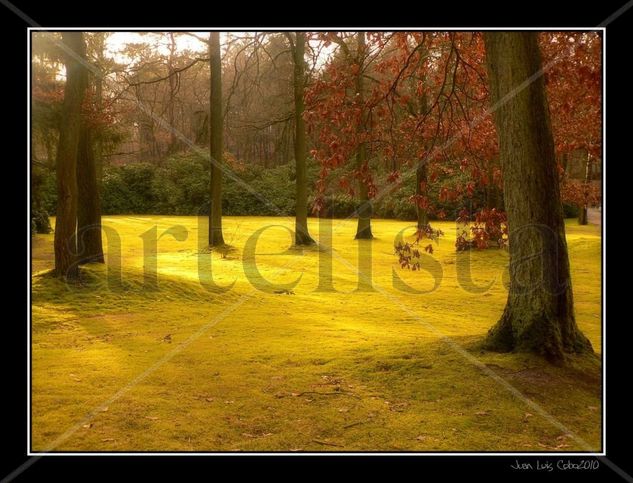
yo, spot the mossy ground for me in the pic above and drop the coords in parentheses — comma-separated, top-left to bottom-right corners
(31, 216, 602, 452)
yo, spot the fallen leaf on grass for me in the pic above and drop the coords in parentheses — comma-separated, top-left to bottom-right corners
(205, 397, 214, 403)
(145, 416, 159, 421)
(389, 402, 408, 412)
(82, 423, 92, 429)
(416, 435, 427, 441)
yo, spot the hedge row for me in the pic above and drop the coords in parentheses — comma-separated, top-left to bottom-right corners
(34, 153, 580, 221)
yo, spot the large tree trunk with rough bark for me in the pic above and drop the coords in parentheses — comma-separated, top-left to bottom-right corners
(292, 32, 315, 246)
(54, 32, 89, 280)
(208, 31, 225, 247)
(354, 32, 373, 240)
(77, 122, 104, 264)
(483, 32, 592, 363)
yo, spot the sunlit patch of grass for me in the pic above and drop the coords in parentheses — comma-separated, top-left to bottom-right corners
(31, 216, 601, 451)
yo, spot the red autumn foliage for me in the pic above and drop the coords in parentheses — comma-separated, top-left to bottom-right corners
(455, 208, 508, 251)
(394, 224, 444, 270)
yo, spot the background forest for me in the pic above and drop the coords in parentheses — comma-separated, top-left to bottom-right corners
(31, 31, 600, 227)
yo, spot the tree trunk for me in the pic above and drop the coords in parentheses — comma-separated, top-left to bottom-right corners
(578, 206, 588, 225)
(54, 32, 89, 280)
(94, 32, 105, 186)
(208, 32, 225, 246)
(482, 32, 592, 363)
(293, 32, 315, 246)
(578, 152, 591, 225)
(354, 32, 373, 240)
(167, 32, 179, 155)
(77, 122, 105, 264)
(416, 162, 429, 229)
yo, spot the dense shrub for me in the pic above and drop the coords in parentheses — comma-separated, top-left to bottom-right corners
(152, 155, 210, 215)
(223, 164, 296, 216)
(100, 155, 300, 217)
(312, 195, 358, 218)
(33, 153, 586, 222)
(374, 194, 418, 221)
(562, 203, 580, 218)
(102, 163, 157, 214)
(31, 207, 52, 234)
(96, 155, 497, 221)
(37, 171, 58, 215)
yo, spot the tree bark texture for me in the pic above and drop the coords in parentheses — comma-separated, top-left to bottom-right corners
(209, 31, 225, 246)
(416, 163, 429, 229)
(54, 32, 88, 280)
(293, 32, 315, 246)
(77, 122, 105, 264)
(354, 32, 373, 240)
(483, 32, 592, 362)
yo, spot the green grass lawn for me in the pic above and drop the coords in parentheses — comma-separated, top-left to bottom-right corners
(31, 216, 602, 452)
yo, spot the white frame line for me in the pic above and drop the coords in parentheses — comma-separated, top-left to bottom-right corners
(26, 26, 607, 458)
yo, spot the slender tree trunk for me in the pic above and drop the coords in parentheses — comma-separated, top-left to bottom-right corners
(167, 32, 179, 155)
(54, 32, 88, 280)
(578, 152, 591, 225)
(355, 32, 373, 240)
(561, 151, 569, 174)
(77, 122, 104, 264)
(483, 32, 592, 363)
(94, 32, 105, 186)
(416, 163, 429, 229)
(578, 206, 588, 225)
(293, 32, 315, 246)
(416, 91, 430, 229)
(209, 32, 225, 246)
(94, 74, 104, 184)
